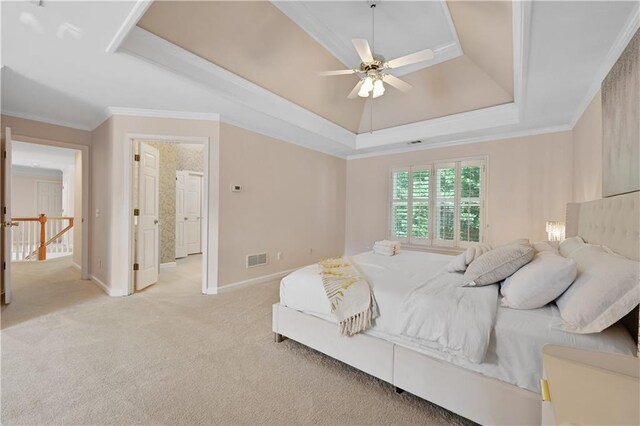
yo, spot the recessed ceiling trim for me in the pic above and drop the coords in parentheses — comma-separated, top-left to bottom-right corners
(273, 0, 463, 77)
(568, 3, 640, 128)
(355, 102, 520, 150)
(347, 123, 572, 160)
(105, 0, 152, 53)
(121, 26, 357, 149)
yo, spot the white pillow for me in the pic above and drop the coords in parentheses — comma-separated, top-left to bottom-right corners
(445, 244, 492, 273)
(533, 240, 560, 254)
(501, 252, 577, 309)
(555, 244, 640, 333)
(559, 236, 585, 257)
(462, 244, 535, 287)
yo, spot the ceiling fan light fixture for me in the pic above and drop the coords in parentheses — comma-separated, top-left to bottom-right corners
(372, 79, 385, 98)
(362, 76, 374, 92)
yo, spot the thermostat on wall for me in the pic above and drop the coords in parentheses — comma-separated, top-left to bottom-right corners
(231, 184, 242, 193)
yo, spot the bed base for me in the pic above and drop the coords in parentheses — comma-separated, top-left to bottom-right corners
(273, 303, 541, 425)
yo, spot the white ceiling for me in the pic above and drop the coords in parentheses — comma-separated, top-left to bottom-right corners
(12, 140, 78, 171)
(272, 1, 462, 76)
(1, 1, 639, 158)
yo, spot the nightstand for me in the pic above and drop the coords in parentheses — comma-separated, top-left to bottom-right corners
(541, 344, 639, 425)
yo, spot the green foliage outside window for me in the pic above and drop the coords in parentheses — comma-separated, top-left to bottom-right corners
(392, 164, 482, 244)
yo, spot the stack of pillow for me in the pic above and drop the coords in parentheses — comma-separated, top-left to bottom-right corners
(446, 236, 640, 334)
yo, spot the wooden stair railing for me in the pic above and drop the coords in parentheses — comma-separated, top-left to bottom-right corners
(13, 214, 74, 261)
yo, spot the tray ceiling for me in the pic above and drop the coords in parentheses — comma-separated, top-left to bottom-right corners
(272, 1, 463, 76)
(137, 0, 514, 134)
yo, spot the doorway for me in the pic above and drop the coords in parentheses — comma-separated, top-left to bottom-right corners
(131, 139, 206, 293)
(1, 127, 90, 313)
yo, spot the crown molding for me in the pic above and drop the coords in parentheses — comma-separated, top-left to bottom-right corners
(105, 107, 220, 122)
(355, 102, 520, 149)
(1, 110, 94, 132)
(347, 123, 572, 160)
(105, 0, 152, 53)
(568, 3, 640, 129)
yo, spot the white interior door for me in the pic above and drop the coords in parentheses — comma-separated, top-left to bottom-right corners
(37, 181, 63, 216)
(135, 142, 160, 291)
(175, 171, 187, 259)
(2, 128, 14, 304)
(185, 173, 202, 255)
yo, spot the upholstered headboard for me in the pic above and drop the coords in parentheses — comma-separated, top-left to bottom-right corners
(566, 191, 640, 349)
(566, 191, 640, 261)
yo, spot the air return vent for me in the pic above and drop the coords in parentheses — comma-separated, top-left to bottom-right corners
(408, 140, 422, 145)
(247, 252, 268, 268)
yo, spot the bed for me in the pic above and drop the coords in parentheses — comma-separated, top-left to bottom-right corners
(272, 192, 640, 425)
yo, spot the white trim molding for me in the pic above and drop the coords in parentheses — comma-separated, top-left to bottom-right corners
(105, 107, 220, 122)
(355, 103, 520, 150)
(1, 110, 94, 132)
(568, 3, 640, 128)
(347, 123, 572, 160)
(90, 275, 127, 297)
(120, 27, 356, 150)
(105, 0, 153, 53)
(216, 268, 298, 294)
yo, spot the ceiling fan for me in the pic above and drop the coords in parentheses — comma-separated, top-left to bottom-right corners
(318, 3, 434, 99)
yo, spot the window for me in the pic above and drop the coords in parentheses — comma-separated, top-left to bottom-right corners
(390, 159, 485, 248)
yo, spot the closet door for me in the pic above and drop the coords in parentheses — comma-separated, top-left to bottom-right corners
(175, 171, 187, 259)
(185, 173, 202, 255)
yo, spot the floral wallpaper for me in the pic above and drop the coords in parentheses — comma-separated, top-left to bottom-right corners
(146, 142, 178, 265)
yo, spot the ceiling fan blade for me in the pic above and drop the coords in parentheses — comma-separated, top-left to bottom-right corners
(347, 80, 364, 99)
(386, 49, 434, 69)
(352, 39, 374, 63)
(383, 74, 413, 92)
(317, 69, 358, 76)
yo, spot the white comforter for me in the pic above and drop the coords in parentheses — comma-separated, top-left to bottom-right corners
(398, 271, 498, 363)
(279, 250, 637, 392)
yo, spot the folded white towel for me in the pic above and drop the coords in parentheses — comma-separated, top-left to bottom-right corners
(374, 240, 401, 248)
(373, 241, 400, 256)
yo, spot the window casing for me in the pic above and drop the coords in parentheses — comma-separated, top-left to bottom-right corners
(389, 159, 485, 248)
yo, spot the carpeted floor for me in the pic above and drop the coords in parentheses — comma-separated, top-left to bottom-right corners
(1, 257, 472, 425)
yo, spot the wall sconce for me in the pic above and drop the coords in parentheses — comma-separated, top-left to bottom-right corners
(546, 221, 566, 242)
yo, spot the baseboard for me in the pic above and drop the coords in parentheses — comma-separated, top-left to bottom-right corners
(216, 267, 298, 294)
(71, 261, 82, 271)
(90, 275, 127, 297)
(160, 262, 177, 269)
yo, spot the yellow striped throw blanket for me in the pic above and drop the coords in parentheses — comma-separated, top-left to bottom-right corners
(318, 257, 379, 336)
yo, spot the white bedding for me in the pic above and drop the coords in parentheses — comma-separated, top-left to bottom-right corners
(279, 250, 637, 392)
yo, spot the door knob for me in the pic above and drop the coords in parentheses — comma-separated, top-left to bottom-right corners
(184, 217, 188, 221)
(154, 219, 159, 225)
(1, 221, 19, 228)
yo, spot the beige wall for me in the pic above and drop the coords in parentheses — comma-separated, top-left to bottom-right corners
(90, 118, 113, 285)
(1, 115, 91, 146)
(218, 123, 346, 286)
(345, 132, 574, 254)
(11, 170, 62, 217)
(90, 115, 220, 294)
(572, 91, 603, 202)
